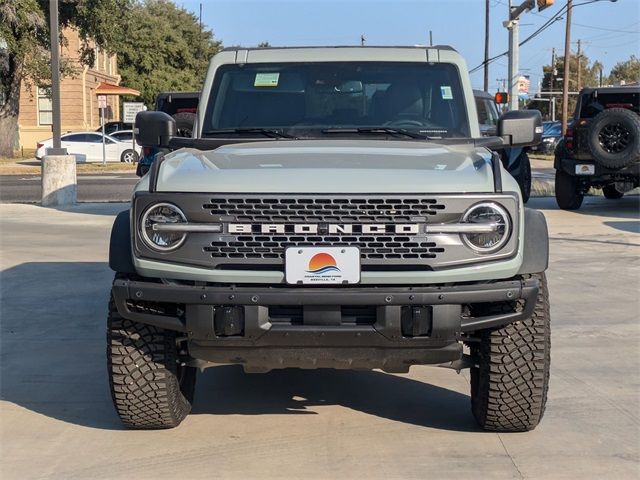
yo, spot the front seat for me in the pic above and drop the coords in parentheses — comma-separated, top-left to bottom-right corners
(380, 83, 424, 123)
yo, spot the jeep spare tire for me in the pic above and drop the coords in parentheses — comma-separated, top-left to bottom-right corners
(172, 112, 196, 138)
(587, 108, 640, 169)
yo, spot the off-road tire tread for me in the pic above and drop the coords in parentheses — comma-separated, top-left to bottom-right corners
(107, 295, 195, 429)
(555, 169, 584, 210)
(471, 273, 550, 432)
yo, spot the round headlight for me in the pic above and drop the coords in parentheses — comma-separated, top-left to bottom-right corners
(140, 203, 187, 251)
(461, 202, 511, 253)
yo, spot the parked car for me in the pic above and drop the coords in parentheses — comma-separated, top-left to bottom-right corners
(474, 90, 532, 202)
(36, 131, 140, 163)
(97, 121, 133, 135)
(110, 129, 135, 143)
(111, 46, 549, 432)
(531, 121, 562, 154)
(554, 86, 640, 209)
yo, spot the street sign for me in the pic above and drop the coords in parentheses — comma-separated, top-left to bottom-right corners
(123, 102, 146, 124)
(98, 95, 107, 109)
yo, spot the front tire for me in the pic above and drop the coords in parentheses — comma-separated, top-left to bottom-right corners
(555, 170, 584, 210)
(107, 293, 196, 429)
(516, 152, 532, 204)
(470, 273, 551, 432)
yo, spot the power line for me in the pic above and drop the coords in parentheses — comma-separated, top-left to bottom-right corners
(495, 0, 639, 33)
(470, 2, 569, 74)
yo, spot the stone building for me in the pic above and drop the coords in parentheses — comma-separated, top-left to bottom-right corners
(18, 27, 138, 149)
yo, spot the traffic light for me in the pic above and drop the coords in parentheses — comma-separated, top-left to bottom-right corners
(537, 0, 554, 12)
(495, 92, 509, 105)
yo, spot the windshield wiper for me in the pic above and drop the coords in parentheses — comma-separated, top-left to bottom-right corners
(321, 127, 431, 139)
(203, 128, 296, 139)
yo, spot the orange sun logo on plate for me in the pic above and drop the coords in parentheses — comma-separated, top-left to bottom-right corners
(307, 253, 340, 274)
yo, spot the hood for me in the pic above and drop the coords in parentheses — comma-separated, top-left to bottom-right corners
(151, 139, 495, 193)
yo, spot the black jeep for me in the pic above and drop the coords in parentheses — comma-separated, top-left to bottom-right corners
(554, 86, 640, 210)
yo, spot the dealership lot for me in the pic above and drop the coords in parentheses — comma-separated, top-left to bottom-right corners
(0, 197, 638, 479)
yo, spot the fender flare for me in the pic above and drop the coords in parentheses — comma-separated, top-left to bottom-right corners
(517, 207, 549, 275)
(109, 210, 136, 274)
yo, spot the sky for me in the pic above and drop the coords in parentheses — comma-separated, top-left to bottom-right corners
(179, 0, 640, 93)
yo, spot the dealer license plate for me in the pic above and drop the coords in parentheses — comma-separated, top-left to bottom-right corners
(285, 246, 360, 285)
(575, 164, 595, 175)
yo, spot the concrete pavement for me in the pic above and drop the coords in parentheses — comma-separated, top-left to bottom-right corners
(0, 198, 639, 479)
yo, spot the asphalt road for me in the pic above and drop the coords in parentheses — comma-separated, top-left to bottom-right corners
(0, 173, 139, 203)
(1, 197, 639, 479)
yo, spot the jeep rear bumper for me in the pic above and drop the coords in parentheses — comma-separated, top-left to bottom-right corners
(112, 277, 539, 372)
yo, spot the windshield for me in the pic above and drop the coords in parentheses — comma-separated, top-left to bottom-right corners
(203, 62, 470, 138)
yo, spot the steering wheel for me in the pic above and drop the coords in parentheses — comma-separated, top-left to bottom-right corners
(383, 118, 425, 128)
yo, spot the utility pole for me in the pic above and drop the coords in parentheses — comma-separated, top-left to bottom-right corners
(561, 0, 573, 135)
(576, 39, 582, 91)
(505, 2, 519, 110)
(550, 48, 556, 121)
(199, 3, 203, 59)
(484, 0, 490, 91)
(429, 30, 433, 46)
(48, 0, 65, 154)
(599, 64, 603, 87)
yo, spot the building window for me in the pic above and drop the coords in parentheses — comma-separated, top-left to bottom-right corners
(37, 87, 53, 125)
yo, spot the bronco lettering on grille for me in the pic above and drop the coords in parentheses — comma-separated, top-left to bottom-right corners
(228, 224, 422, 234)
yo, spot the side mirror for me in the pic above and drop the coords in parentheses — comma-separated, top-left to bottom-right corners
(135, 111, 176, 148)
(497, 110, 542, 147)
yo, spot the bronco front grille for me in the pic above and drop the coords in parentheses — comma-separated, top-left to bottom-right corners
(200, 195, 448, 263)
(133, 192, 520, 272)
(204, 234, 444, 261)
(202, 196, 445, 223)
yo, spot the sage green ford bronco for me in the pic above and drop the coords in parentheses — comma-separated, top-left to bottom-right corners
(108, 46, 550, 431)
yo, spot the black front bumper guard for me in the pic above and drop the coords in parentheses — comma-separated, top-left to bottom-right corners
(112, 278, 539, 372)
(112, 278, 538, 336)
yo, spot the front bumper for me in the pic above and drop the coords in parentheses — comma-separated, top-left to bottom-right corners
(112, 277, 539, 372)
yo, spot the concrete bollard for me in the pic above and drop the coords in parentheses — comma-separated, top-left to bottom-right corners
(41, 155, 77, 206)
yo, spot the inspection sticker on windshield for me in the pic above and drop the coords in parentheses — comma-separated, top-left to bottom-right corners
(254, 72, 280, 87)
(440, 86, 453, 100)
(285, 247, 360, 285)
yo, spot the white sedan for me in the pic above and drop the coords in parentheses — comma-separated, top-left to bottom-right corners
(35, 131, 141, 163)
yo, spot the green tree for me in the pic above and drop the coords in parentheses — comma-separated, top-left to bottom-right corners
(0, 0, 131, 156)
(258, 41, 271, 48)
(116, 0, 221, 106)
(536, 52, 600, 121)
(608, 55, 640, 85)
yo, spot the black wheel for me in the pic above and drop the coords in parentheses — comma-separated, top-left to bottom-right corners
(120, 149, 139, 163)
(555, 170, 584, 210)
(587, 108, 640, 169)
(517, 152, 532, 204)
(107, 288, 196, 429)
(602, 183, 624, 199)
(172, 112, 196, 138)
(470, 273, 551, 432)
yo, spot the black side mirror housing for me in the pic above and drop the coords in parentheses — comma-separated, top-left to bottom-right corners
(497, 110, 542, 147)
(135, 111, 176, 148)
